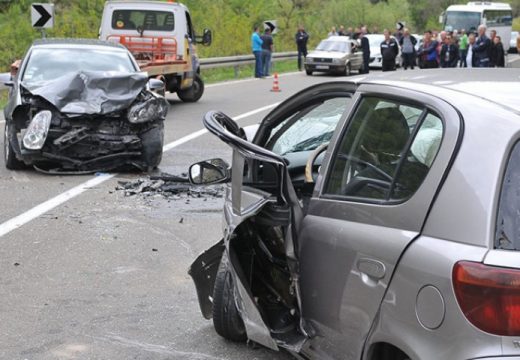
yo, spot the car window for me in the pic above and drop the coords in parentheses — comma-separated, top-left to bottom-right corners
(265, 97, 349, 156)
(112, 10, 175, 31)
(325, 96, 443, 201)
(496, 142, 520, 250)
(22, 48, 136, 85)
(316, 41, 349, 53)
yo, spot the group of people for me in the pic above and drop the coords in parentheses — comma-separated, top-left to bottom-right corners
(415, 25, 506, 69)
(251, 26, 274, 78)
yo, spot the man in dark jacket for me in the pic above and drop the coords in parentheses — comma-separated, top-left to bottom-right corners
(380, 29, 399, 72)
(491, 35, 505, 67)
(295, 25, 309, 71)
(440, 35, 459, 68)
(417, 30, 439, 69)
(399, 28, 417, 70)
(359, 27, 370, 74)
(473, 25, 491, 67)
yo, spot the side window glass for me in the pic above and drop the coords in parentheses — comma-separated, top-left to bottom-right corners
(266, 97, 349, 156)
(496, 143, 520, 250)
(391, 113, 443, 200)
(325, 96, 442, 201)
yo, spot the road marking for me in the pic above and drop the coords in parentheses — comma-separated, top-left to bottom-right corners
(0, 102, 280, 238)
(205, 71, 301, 88)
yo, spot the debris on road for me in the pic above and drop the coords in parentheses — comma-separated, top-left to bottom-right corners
(115, 173, 224, 200)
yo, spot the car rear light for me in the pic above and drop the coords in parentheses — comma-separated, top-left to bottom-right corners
(453, 261, 520, 336)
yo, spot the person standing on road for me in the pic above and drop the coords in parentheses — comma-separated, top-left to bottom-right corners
(399, 28, 417, 70)
(295, 25, 309, 71)
(458, 29, 468, 67)
(418, 30, 439, 69)
(261, 28, 273, 77)
(359, 27, 370, 74)
(251, 26, 263, 78)
(380, 29, 399, 72)
(466, 33, 476, 68)
(473, 25, 491, 67)
(440, 35, 459, 68)
(491, 36, 505, 67)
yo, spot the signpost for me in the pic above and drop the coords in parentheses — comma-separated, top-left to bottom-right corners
(31, 3, 54, 38)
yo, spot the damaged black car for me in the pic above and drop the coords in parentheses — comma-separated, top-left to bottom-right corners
(3, 39, 168, 174)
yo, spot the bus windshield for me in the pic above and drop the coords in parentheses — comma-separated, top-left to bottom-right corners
(445, 11, 481, 32)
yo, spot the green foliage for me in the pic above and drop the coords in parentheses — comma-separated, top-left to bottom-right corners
(0, 0, 517, 73)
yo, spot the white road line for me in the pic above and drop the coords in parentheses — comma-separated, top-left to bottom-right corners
(0, 102, 280, 238)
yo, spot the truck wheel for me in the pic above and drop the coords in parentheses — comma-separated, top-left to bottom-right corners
(140, 122, 164, 172)
(177, 74, 204, 103)
(4, 122, 25, 170)
(212, 251, 247, 342)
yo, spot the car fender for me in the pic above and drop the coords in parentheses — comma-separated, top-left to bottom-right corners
(362, 236, 496, 360)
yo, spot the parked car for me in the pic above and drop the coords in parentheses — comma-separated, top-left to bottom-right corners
(510, 31, 518, 53)
(365, 33, 401, 68)
(304, 36, 363, 76)
(3, 39, 168, 174)
(189, 69, 520, 360)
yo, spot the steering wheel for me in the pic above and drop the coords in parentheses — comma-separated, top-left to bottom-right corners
(337, 153, 394, 182)
(304, 143, 329, 183)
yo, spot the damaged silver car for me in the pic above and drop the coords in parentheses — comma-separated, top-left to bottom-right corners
(189, 70, 520, 359)
(3, 39, 168, 174)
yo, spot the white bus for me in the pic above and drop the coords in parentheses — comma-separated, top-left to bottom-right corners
(442, 2, 513, 51)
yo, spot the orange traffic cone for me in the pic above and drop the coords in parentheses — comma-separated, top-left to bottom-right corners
(270, 72, 281, 92)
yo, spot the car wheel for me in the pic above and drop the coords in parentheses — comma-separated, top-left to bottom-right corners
(4, 122, 24, 170)
(140, 122, 164, 172)
(305, 69, 313, 76)
(177, 74, 204, 103)
(344, 63, 351, 76)
(212, 251, 247, 342)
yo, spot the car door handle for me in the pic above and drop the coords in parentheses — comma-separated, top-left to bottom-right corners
(356, 258, 386, 280)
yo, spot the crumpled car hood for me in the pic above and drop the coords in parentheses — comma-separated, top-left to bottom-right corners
(22, 70, 149, 115)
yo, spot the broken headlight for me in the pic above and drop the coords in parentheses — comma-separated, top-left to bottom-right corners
(127, 96, 168, 124)
(23, 110, 52, 150)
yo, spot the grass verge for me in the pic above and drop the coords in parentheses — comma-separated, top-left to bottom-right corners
(201, 59, 298, 84)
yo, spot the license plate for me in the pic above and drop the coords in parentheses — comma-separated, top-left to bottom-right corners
(316, 65, 329, 70)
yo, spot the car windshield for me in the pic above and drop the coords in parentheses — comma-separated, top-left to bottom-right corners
(445, 11, 481, 32)
(22, 47, 136, 85)
(267, 97, 348, 156)
(316, 40, 349, 53)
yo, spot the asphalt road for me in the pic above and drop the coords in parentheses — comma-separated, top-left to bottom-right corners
(0, 71, 334, 360)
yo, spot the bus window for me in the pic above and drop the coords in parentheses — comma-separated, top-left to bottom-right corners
(484, 10, 513, 26)
(445, 11, 480, 32)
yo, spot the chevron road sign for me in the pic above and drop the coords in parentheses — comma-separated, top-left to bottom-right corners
(31, 3, 54, 29)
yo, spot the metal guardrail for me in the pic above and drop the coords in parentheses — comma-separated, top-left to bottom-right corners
(200, 51, 298, 70)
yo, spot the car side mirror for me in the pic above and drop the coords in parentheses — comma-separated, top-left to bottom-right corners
(4, 81, 14, 88)
(189, 158, 230, 185)
(196, 28, 212, 46)
(148, 78, 165, 93)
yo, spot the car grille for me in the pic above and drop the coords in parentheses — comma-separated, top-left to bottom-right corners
(315, 58, 333, 63)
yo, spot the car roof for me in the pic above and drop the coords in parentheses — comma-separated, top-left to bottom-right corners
(32, 38, 128, 51)
(354, 69, 520, 113)
(324, 36, 353, 42)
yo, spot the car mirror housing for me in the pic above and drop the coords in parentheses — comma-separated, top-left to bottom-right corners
(189, 158, 230, 185)
(196, 28, 212, 46)
(147, 78, 165, 93)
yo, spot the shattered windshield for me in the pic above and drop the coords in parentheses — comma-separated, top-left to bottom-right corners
(266, 97, 348, 156)
(22, 48, 136, 86)
(316, 40, 349, 53)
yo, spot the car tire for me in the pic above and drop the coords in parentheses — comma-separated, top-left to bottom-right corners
(140, 122, 164, 172)
(177, 74, 204, 103)
(212, 251, 247, 342)
(344, 63, 351, 76)
(305, 69, 313, 76)
(4, 122, 25, 170)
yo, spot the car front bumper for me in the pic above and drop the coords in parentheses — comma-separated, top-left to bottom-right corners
(304, 63, 345, 73)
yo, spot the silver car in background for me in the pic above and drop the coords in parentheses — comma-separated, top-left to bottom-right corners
(366, 33, 401, 68)
(189, 69, 520, 360)
(304, 36, 363, 76)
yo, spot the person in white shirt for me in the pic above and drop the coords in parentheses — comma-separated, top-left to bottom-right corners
(466, 33, 476, 68)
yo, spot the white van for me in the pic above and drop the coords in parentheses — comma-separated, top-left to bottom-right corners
(100, 1, 211, 102)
